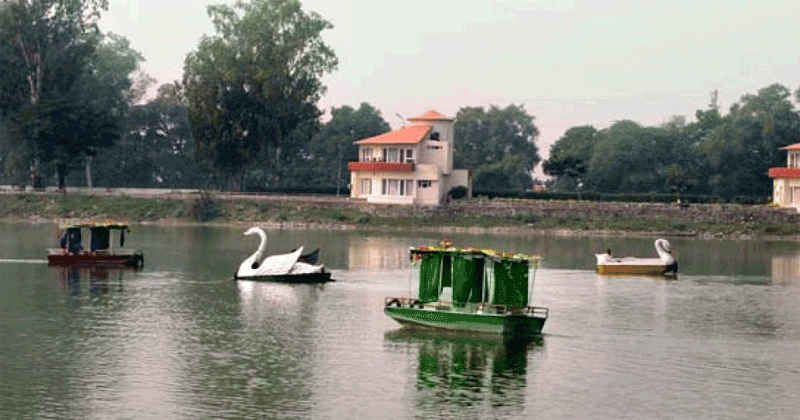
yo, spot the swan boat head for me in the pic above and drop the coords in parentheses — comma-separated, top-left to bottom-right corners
(654, 239, 675, 264)
(237, 227, 268, 277)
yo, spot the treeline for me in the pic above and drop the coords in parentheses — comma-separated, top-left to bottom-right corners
(2, 1, 798, 204)
(543, 86, 800, 201)
(0, 0, 540, 194)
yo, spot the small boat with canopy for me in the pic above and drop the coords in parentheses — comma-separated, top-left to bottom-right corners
(384, 242, 548, 337)
(48, 221, 144, 268)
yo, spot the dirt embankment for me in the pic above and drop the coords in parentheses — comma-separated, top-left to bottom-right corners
(2, 187, 799, 240)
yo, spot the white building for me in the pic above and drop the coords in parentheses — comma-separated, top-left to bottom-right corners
(768, 142, 800, 211)
(347, 110, 471, 206)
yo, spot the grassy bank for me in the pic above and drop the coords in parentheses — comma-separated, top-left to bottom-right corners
(2, 192, 799, 240)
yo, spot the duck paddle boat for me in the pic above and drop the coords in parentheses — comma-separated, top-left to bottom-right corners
(48, 221, 144, 268)
(234, 226, 332, 283)
(595, 238, 678, 276)
(384, 242, 548, 337)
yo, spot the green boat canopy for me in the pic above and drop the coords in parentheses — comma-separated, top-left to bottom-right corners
(59, 221, 131, 230)
(410, 246, 539, 307)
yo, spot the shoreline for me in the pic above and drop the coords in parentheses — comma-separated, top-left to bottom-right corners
(6, 215, 800, 243)
(2, 190, 799, 242)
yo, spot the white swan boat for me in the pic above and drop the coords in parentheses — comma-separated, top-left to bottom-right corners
(234, 227, 332, 282)
(595, 238, 678, 276)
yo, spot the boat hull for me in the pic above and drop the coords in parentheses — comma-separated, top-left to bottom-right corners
(47, 250, 144, 268)
(384, 305, 546, 337)
(597, 262, 677, 276)
(234, 272, 333, 283)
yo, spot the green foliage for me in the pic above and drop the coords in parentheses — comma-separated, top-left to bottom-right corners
(0, 1, 142, 188)
(92, 83, 209, 188)
(454, 104, 539, 190)
(183, 0, 338, 189)
(473, 189, 770, 204)
(546, 84, 800, 200)
(543, 125, 597, 190)
(697, 84, 800, 198)
(189, 192, 222, 222)
(448, 186, 468, 200)
(330, 210, 349, 221)
(585, 121, 676, 193)
(283, 102, 390, 190)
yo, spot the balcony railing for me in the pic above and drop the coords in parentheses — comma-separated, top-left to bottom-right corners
(348, 162, 414, 172)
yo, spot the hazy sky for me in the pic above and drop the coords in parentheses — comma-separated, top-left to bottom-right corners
(99, 0, 799, 159)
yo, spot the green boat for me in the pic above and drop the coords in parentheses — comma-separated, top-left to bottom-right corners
(384, 243, 548, 337)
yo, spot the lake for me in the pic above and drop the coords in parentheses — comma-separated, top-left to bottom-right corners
(1, 222, 798, 419)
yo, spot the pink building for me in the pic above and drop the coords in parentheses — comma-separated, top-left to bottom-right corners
(347, 110, 471, 206)
(767, 142, 800, 210)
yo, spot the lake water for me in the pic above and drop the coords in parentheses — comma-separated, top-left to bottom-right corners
(1, 222, 799, 420)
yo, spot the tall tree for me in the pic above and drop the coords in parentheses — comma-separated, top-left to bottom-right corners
(454, 104, 540, 190)
(296, 103, 390, 190)
(0, 0, 136, 188)
(677, 96, 725, 195)
(699, 83, 800, 198)
(543, 125, 598, 191)
(586, 120, 676, 193)
(92, 82, 205, 188)
(72, 32, 145, 187)
(184, 0, 337, 190)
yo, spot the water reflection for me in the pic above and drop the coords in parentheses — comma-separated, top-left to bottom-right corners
(772, 252, 800, 285)
(384, 329, 543, 417)
(347, 236, 412, 269)
(232, 280, 327, 418)
(51, 266, 124, 299)
(236, 279, 325, 325)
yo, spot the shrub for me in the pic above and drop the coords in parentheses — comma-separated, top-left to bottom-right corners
(189, 192, 221, 222)
(448, 186, 468, 200)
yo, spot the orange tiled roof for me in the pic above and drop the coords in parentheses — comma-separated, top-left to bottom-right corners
(408, 110, 453, 121)
(779, 142, 800, 151)
(768, 167, 800, 178)
(354, 124, 432, 145)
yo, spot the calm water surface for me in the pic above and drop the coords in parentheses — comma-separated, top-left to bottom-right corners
(1, 223, 799, 419)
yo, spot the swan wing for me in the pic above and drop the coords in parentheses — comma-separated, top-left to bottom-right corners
(254, 247, 304, 275)
(288, 261, 325, 274)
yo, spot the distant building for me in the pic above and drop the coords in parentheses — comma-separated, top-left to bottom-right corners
(767, 142, 800, 210)
(347, 110, 471, 206)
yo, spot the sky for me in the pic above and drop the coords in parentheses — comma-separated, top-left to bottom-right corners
(99, 0, 800, 167)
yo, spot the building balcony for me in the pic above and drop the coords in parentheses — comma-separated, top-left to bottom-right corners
(347, 162, 414, 172)
(768, 167, 800, 178)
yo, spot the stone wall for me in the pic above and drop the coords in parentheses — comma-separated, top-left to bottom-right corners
(437, 200, 800, 224)
(3, 185, 798, 225)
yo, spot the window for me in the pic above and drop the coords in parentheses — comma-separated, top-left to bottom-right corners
(361, 178, 372, 195)
(380, 147, 415, 163)
(360, 147, 373, 162)
(427, 145, 441, 151)
(381, 179, 413, 196)
(418, 180, 432, 188)
(404, 149, 414, 163)
(384, 148, 399, 163)
(401, 180, 413, 195)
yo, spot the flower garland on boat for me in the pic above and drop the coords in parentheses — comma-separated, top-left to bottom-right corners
(410, 239, 540, 265)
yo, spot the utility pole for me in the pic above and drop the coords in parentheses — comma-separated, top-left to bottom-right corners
(336, 142, 343, 197)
